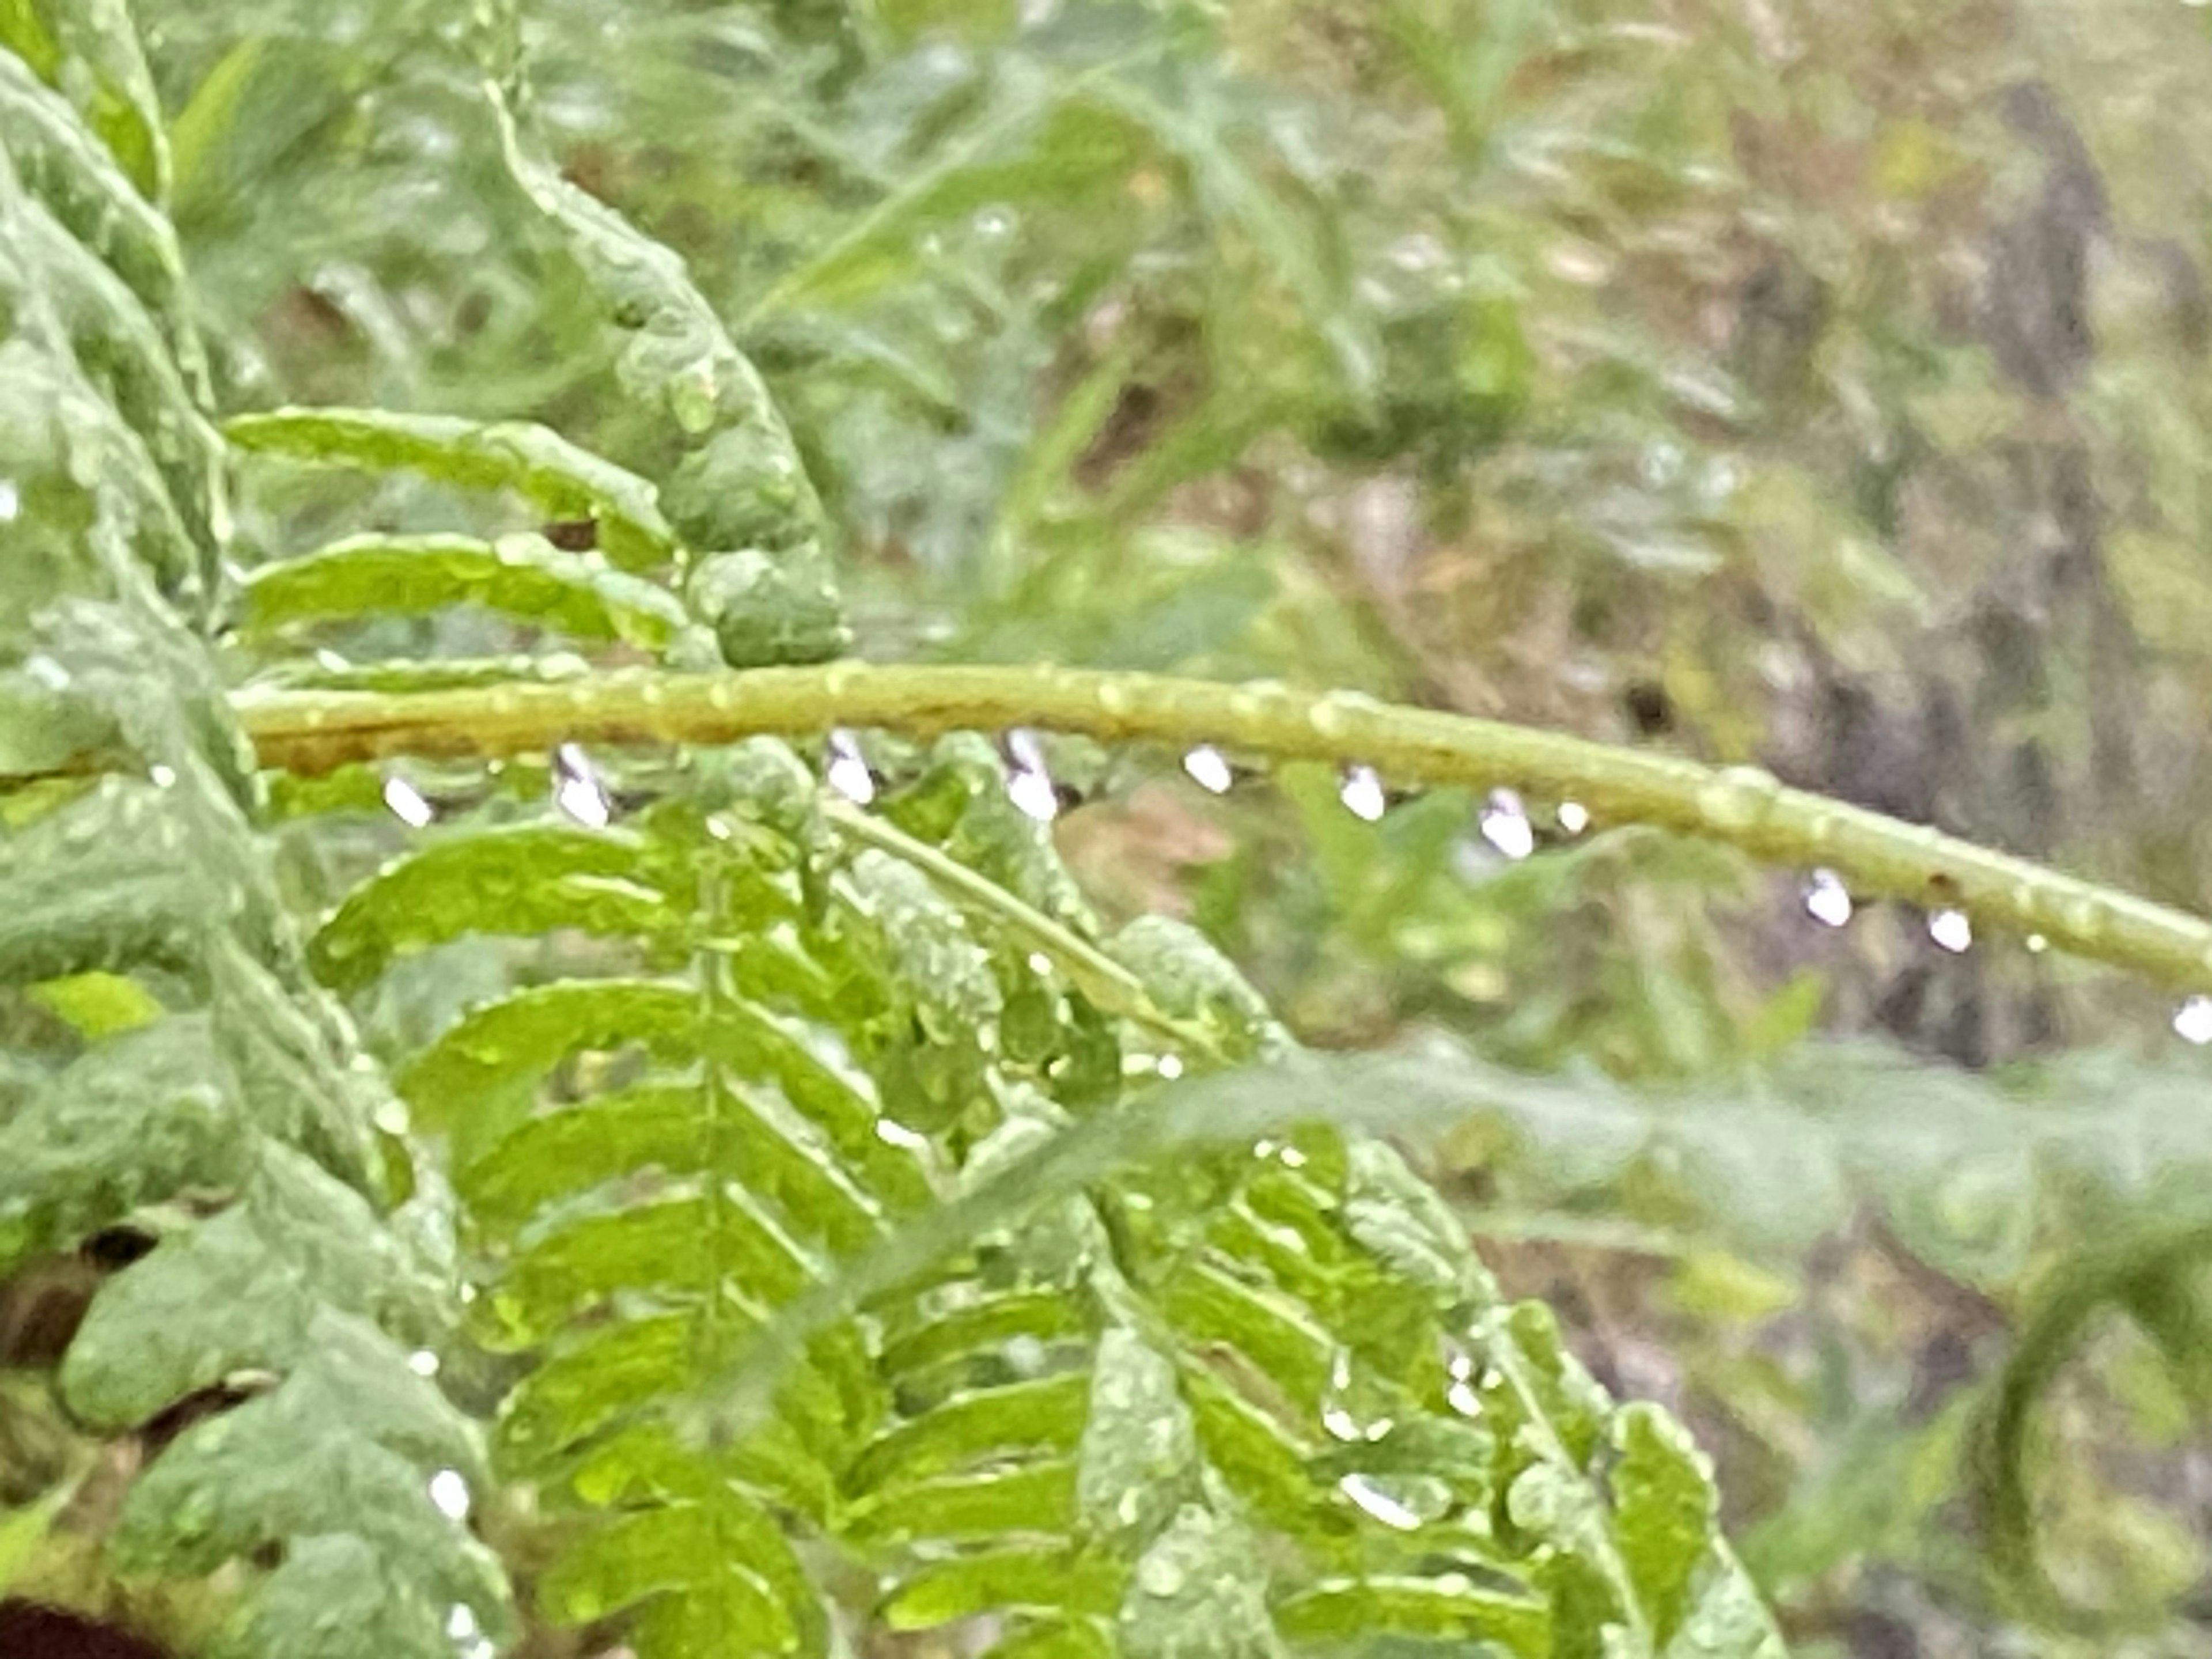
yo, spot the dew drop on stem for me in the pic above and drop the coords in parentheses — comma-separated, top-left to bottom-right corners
(2175, 995, 2212, 1046)
(552, 742, 611, 828)
(382, 775, 435, 830)
(1802, 868, 1852, 928)
(1556, 800, 1589, 835)
(1183, 745, 1234, 794)
(824, 728, 875, 805)
(1479, 790, 1534, 860)
(1339, 764, 1387, 823)
(1927, 909, 1973, 953)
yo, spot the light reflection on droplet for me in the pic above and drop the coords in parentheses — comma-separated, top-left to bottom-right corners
(2026, 933, 2049, 953)
(1929, 910, 1973, 954)
(382, 777, 435, 830)
(1447, 1380, 1483, 1416)
(149, 764, 177, 789)
(552, 743, 610, 829)
(1005, 728, 1047, 773)
(1556, 801, 1590, 835)
(875, 1118, 929, 1152)
(1183, 745, 1234, 794)
(1006, 765, 1058, 823)
(0, 479, 18, 523)
(1156, 1055, 1184, 1081)
(825, 729, 874, 805)
(1027, 952, 1053, 975)
(407, 1349, 441, 1378)
(445, 1605, 479, 1643)
(1479, 790, 1535, 861)
(2175, 996, 2212, 1046)
(1339, 1473, 1423, 1531)
(1802, 868, 1852, 929)
(427, 1468, 471, 1521)
(1339, 764, 1387, 823)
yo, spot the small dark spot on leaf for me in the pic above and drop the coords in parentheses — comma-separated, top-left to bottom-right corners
(542, 519, 599, 552)
(79, 1229, 156, 1272)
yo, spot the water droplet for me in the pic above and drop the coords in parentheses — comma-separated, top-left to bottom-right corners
(445, 1605, 478, 1643)
(552, 743, 610, 829)
(382, 777, 435, 830)
(1007, 766, 1058, 823)
(874, 1118, 929, 1152)
(0, 479, 18, 523)
(1277, 1145, 1307, 1169)
(1027, 952, 1053, 975)
(1697, 765, 1781, 832)
(1156, 1055, 1184, 1081)
(1556, 801, 1589, 835)
(825, 729, 874, 805)
(2027, 933, 2049, 953)
(1135, 1550, 1187, 1599)
(1339, 764, 1387, 823)
(1928, 910, 1973, 954)
(1339, 1472, 1425, 1531)
(1447, 1380, 1483, 1416)
(974, 204, 1017, 241)
(427, 1468, 471, 1521)
(1802, 868, 1853, 928)
(407, 1349, 441, 1378)
(2175, 996, 2212, 1045)
(1479, 790, 1534, 860)
(147, 764, 177, 789)
(1182, 745, 1234, 794)
(1639, 441, 1685, 488)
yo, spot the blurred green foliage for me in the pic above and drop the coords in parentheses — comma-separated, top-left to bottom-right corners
(7, 0, 2212, 1656)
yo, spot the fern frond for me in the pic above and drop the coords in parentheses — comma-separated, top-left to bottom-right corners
(307, 714, 1782, 1657)
(0, 17, 513, 1655)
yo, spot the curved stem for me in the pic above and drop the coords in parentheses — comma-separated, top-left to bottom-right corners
(228, 662, 2212, 989)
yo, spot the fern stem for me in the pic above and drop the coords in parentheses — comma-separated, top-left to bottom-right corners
(229, 662, 2212, 990)
(822, 798, 1216, 1056)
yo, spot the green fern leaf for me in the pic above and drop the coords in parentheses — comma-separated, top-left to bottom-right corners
(241, 532, 691, 650)
(225, 407, 682, 573)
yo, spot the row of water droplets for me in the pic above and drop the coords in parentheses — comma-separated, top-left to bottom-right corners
(365, 730, 2212, 1047)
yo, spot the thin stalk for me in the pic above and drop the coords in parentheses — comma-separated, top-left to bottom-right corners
(823, 798, 1216, 1057)
(225, 661, 2212, 990)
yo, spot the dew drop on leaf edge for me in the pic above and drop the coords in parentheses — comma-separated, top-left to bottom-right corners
(427, 1468, 471, 1521)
